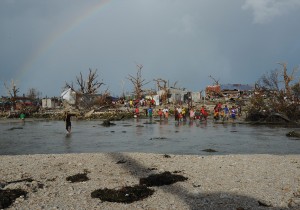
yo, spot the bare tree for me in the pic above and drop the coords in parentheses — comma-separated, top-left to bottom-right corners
(257, 69, 280, 94)
(127, 64, 150, 99)
(278, 62, 298, 99)
(65, 69, 104, 94)
(27, 88, 42, 99)
(4, 80, 19, 98)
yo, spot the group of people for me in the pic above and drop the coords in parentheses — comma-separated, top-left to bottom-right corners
(134, 102, 240, 123)
(174, 106, 209, 122)
(213, 102, 240, 121)
(127, 98, 156, 108)
(134, 106, 169, 120)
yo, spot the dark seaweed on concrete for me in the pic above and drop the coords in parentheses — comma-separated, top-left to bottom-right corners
(0, 189, 27, 209)
(91, 185, 154, 203)
(163, 154, 171, 158)
(139, 171, 188, 187)
(66, 173, 89, 183)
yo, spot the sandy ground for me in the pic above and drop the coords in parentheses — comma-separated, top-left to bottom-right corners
(0, 153, 300, 210)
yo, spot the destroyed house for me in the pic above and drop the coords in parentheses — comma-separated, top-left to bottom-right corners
(221, 84, 254, 98)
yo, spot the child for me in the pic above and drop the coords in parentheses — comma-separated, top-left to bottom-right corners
(157, 109, 163, 120)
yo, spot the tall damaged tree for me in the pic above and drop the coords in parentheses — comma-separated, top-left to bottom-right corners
(127, 64, 150, 99)
(4, 80, 19, 99)
(247, 63, 300, 122)
(65, 68, 104, 94)
(64, 69, 108, 109)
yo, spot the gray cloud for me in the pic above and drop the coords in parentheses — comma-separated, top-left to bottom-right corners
(1, 0, 300, 97)
(242, 0, 300, 24)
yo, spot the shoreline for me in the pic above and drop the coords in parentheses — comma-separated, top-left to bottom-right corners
(1, 152, 300, 209)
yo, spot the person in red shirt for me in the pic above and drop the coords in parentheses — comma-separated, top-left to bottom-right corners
(134, 106, 139, 118)
(200, 106, 208, 120)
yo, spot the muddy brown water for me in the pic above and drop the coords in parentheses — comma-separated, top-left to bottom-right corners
(0, 118, 299, 155)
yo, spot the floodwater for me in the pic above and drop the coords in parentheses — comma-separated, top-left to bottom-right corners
(0, 118, 299, 155)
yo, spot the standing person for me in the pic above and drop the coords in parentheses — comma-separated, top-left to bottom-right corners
(134, 106, 140, 118)
(129, 99, 133, 108)
(223, 105, 229, 121)
(163, 107, 169, 118)
(174, 106, 179, 122)
(189, 108, 195, 120)
(230, 106, 237, 120)
(147, 106, 153, 118)
(20, 112, 25, 121)
(182, 107, 187, 121)
(200, 106, 208, 121)
(64, 111, 74, 134)
(157, 108, 163, 120)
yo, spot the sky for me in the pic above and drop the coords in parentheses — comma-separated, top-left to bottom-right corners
(1, 0, 300, 97)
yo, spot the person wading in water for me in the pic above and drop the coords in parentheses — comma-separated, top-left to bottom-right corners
(64, 111, 75, 134)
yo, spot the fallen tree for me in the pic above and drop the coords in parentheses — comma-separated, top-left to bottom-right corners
(246, 63, 300, 123)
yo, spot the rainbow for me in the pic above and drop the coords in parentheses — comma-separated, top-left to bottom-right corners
(17, 0, 110, 80)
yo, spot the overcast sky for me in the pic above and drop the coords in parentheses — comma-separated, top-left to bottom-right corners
(1, 0, 300, 97)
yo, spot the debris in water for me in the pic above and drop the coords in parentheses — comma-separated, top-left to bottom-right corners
(143, 122, 156, 124)
(0, 189, 27, 209)
(7, 127, 23, 131)
(101, 120, 116, 127)
(91, 185, 154, 203)
(66, 173, 89, 183)
(149, 137, 167, 140)
(286, 130, 300, 138)
(139, 171, 188, 187)
(202, 149, 218, 153)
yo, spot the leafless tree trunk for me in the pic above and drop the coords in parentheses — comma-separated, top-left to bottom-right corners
(278, 62, 298, 99)
(4, 80, 19, 98)
(127, 64, 150, 99)
(27, 88, 42, 99)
